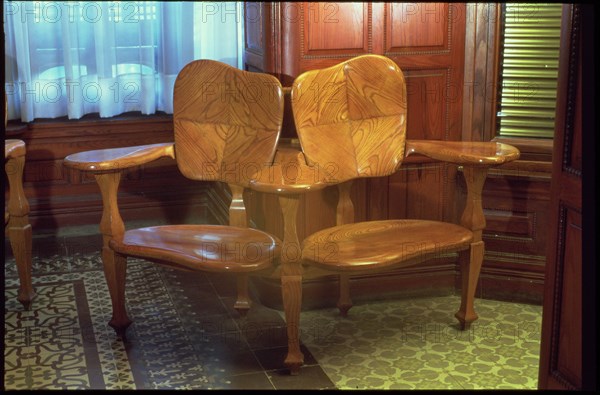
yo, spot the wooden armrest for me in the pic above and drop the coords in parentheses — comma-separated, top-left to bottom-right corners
(5, 139, 26, 159)
(404, 140, 520, 167)
(63, 143, 175, 172)
(249, 147, 331, 195)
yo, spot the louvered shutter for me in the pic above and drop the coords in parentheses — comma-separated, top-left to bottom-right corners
(497, 3, 563, 138)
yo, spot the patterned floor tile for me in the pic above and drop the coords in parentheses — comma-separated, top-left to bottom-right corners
(297, 296, 542, 390)
(4, 247, 542, 390)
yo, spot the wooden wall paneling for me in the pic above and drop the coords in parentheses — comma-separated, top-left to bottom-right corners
(244, 2, 269, 73)
(303, 2, 369, 55)
(295, 2, 372, 71)
(388, 163, 446, 221)
(364, 177, 388, 221)
(385, 3, 449, 52)
(478, 172, 550, 303)
(384, 2, 466, 142)
(404, 70, 449, 140)
(462, 3, 499, 142)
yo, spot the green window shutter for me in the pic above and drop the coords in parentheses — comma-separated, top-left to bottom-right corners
(497, 3, 563, 138)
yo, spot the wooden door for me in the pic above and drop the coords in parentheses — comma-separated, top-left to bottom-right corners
(537, 4, 591, 390)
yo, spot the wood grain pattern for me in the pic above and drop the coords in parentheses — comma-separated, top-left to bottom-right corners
(5, 138, 35, 310)
(405, 140, 520, 166)
(6, 91, 34, 310)
(278, 194, 304, 374)
(62, 60, 286, 339)
(304, 2, 368, 54)
(272, 54, 520, 373)
(173, 59, 284, 187)
(109, 225, 280, 273)
(248, 147, 330, 194)
(301, 219, 473, 271)
(64, 143, 175, 172)
(385, 3, 449, 51)
(291, 54, 407, 183)
(5, 139, 26, 159)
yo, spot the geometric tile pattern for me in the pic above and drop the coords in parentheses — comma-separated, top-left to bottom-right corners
(4, 251, 327, 390)
(298, 295, 542, 389)
(4, 248, 542, 390)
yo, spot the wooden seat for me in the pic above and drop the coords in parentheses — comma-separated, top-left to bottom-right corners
(64, 59, 285, 337)
(5, 104, 35, 310)
(110, 225, 279, 273)
(249, 54, 520, 374)
(302, 220, 473, 271)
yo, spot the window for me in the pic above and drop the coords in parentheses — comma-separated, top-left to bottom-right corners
(496, 3, 562, 139)
(4, 1, 245, 122)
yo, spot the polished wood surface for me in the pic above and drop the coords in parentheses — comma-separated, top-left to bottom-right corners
(5, 138, 35, 310)
(291, 54, 407, 183)
(405, 140, 520, 166)
(301, 220, 473, 271)
(173, 59, 284, 186)
(110, 225, 280, 273)
(64, 143, 175, 172)
(62, 60, 285, 337)
(268, 54, 520, 374)
(248, 147, 330, 194)
(5, 139, 26, 159)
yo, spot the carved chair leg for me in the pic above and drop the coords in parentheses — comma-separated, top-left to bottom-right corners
(9, 221, 35, 310)
(234, 274, 251, 316)
(337, 274, 352, 317)
(282, 274, 304, 375)
(6, 154, 35, 310)
(455, 241, 484, 330)
(94, 172, 130, 337)
(278, 194, 304, 375)
(103, 248, 132, 338)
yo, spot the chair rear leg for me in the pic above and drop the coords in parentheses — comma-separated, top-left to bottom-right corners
(234, 274, 251, 316)
(455, 241, 484, 329)
(337, 273, 353, 317)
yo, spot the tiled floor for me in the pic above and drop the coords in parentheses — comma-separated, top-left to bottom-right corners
(4, 232, 543, 390)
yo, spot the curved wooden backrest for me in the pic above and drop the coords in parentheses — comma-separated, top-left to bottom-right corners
(173, 60, 284, 186)
(291, 54, 407, 183)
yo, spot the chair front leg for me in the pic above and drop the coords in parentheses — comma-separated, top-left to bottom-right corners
(95, 172, 131, 338)
(279, 194, 304, 375)
(455, 166, 488, 329)
(455, 241, 484, 329)
(6, 155, 35, 310)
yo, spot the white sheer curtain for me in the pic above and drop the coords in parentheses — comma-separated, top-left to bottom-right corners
(4, 1, 244, 122)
